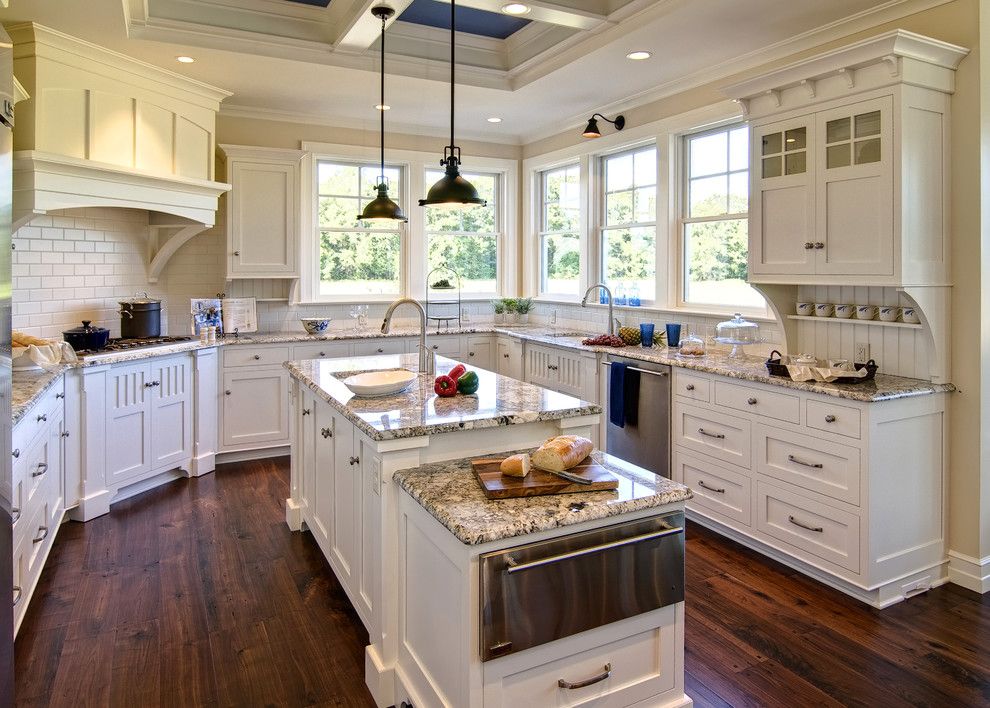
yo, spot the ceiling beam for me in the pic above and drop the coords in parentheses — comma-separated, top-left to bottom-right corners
(335, 0, 415, 51)
(431, 0, 608, 31)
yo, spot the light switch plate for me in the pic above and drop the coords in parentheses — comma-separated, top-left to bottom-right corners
(855, 342, 870, 362)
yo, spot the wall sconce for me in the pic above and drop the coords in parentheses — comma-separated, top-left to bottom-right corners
(582, 113, 625, 139)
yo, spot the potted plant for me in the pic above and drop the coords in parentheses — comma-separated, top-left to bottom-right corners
(493, 299, 506, 324)
(502, 298, 518, 324)
(515, 298, 534, 324)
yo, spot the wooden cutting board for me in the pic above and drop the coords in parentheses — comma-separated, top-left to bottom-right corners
(472, 456, 619, 499)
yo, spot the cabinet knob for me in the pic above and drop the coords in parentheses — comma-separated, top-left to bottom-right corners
(61, 430, 70, 438)
(432, 345, 439, 350)
(36, 414, 47, 422)
(804, 242, 814, 250)
(319, 352, 326, 357)
(686, 384, 695, 391)
(814, 242, 825, 249)
(377, 348, 384, 353)
(144, 382, 155, 388)
(469, 352, 475, 357)
(253, 354, 261, 360)
(302, 408, 311, 416)
(55, 393, 65, 400)
(224, 390, 232, 396)
(825, 414, 837, 423)
(747, 397, 757, 405)
(348, 456, 360, 466)
(234, 250, 241, 256)
(12, 448, 19, 459)
(321, 427, 333, 439)
(503, 353, 510, 358)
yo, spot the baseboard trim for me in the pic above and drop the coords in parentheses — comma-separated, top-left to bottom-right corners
(216, 447, 289, 465)
(365, 644, 394, 708)
(947, 551, 990, 594)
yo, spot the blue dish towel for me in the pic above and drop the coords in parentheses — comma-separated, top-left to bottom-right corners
(610, 362, 628, 428)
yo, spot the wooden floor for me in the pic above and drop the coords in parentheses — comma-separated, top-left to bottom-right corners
(13, 457, 990, 707)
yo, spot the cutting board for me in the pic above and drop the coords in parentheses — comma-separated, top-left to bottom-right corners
(472, 456, 619, 499)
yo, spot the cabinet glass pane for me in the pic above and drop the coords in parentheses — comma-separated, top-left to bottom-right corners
(784, 152, 807, 175)
(784, 127, 806, 151)
(761, 132, 782, 156)
(826, 117, 850, 144)
(854, 138, 881, 165)
(855, 111, 881, 138)
(826, 144, 851, 169)
(762, 156, 782, 179)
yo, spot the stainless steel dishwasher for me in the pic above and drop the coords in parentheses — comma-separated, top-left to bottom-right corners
(604, 356, 671, 477)
(480, 512, 685, 661)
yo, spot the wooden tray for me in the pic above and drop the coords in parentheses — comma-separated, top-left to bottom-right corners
(472, 456, 619, 499)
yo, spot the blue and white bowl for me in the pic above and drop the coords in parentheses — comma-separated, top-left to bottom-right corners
(301, 317, 331, 335)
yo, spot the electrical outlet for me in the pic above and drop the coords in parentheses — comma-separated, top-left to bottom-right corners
(855, 342, 870, 362)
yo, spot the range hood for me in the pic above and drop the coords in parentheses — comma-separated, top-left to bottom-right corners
(9, 23, 231, 280)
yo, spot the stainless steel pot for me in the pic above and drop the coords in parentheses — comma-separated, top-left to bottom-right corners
(119, 292, 162, 338)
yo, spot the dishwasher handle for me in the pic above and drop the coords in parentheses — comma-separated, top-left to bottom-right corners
(505, 525, 683, 574)
(601, 361, 668, 378)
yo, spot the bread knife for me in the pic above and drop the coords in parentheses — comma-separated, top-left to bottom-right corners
(538, 466, 594, 485)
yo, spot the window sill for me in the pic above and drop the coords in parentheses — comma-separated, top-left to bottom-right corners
(535, 298, 777, 323)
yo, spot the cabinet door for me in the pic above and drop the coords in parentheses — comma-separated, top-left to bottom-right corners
(495, 338, 513, 377)
(428, 335, 462, 360)
(556, 350, 597, 400)
(524, 344, 559, 388)
(221, 369, 290, 448)
(150, 356, 192, 471)
(106, 362, 152, 485)
(815, 97, 894, 276)
(464, 336, 493, 370)
(228, 159, 298, 277)
(296, 390, 317, 530)
(356, 436, 378, 628)
(309, 403, 334, 551)
(330, 412, 359, 591)
(749, 116, 817, 276)
(47, 409, 65, 524)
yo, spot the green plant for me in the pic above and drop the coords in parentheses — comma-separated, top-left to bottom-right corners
(502, 298, 519, 313)
(493, 300, 505, 314)
(515, 298, 534, 315)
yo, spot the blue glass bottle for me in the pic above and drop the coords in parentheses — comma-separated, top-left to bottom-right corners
(628, 283, 641, 307)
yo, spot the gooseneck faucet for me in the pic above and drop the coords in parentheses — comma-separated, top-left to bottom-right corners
(581, 284, 615, 335)
(382, 298, 435, 376)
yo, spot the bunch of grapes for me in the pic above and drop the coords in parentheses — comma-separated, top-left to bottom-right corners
(582, 334, 626, 347)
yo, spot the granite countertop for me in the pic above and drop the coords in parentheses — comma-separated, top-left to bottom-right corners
(393, 450, 692, 545)
(285, 353, 601, 443)
(12, 365, 70, 425)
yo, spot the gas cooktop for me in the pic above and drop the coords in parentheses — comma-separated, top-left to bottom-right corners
(75, 336, 194, 357)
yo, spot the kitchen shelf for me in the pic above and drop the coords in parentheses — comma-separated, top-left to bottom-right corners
(786, 315, 922, 330)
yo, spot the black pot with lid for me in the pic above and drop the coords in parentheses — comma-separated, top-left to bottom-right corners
(119, 292, 162, 339)
(63, 320, 110, 352)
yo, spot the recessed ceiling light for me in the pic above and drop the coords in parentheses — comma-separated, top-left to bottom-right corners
(376, 104, 391, 111)
(626, 51, 651, 61)
(501, 3, 530, 15)
(176, 55, 195, 64)
(487, 117, 502, 123)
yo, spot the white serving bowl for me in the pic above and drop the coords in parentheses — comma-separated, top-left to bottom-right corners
(342, 369, 417, 397)
(301, 317, 331, 335)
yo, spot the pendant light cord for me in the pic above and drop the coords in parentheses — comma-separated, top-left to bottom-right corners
(380, 12, 386, 183)
(449, 0, 455, 160)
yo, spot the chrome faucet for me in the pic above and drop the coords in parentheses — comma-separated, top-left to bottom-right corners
(581, 284, 615, 335)
(381, 298, 435, 376)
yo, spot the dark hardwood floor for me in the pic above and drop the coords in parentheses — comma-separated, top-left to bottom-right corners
(13, 457, 990, 707)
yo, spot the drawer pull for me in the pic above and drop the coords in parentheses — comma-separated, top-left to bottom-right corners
(321, 427, 333, 439)
(12, 586, 21, 607)
(348, 456, 360, 466)
(11, 508, 20, 523)
(432, 345, 440, 350)
(698, 480, 725, 494)
(32, 463, 48, 478)
(558, 663, 612, 690)
(469, 351, 475, 357)
(824, 414, 837, 423)
(319, 352, 326, 357)
(698, 428, 725, 440)
(233, 250, 241, 256)
(32, 526, 49, 544)
(302, 408, 311, 416)
(61, 431, 70, 439)
(253, 354, 261, 360)
(503, 353, 510, 358)
(55, 392, 65, 400)
(787, 454, 823, 469)
(747, 397, 757, 405)
(224, 390, 232, 396)
(12, 449, 19, 459)
(788, 515, 823, 533)
(377, 348, 384, 353)
(36, 414, 47, 423)
(814, 242, 825, 249)
(804, 242, 814, 250)
(685, 384, 695, 391)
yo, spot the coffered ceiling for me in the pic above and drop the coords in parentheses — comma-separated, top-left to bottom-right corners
(0, 0, 949, 144)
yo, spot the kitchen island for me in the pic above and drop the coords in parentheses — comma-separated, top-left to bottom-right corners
(284, 353, 692, 708)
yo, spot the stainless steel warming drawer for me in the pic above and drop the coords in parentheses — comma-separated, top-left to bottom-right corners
(479, 512, 685, 661)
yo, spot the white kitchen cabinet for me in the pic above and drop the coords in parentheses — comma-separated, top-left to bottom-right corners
(495, 336, 523, 380)
(220, 145, 304, 278)
(427, 334, 462, 360)
(222, 368, 290, 449)
(309, 400, 333, 550)
(464, 335, 493, 370)
(351, 337, 408, 357)
(524, 342, 598, 402)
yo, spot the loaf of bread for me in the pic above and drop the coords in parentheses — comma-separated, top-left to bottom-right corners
(500, 453, 531, 478)
(531, 435, 594, 472)
(12, 331, 48, 348)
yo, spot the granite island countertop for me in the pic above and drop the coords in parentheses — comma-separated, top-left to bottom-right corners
(285, 353, 601, 443)
(393, 450, 692, 545)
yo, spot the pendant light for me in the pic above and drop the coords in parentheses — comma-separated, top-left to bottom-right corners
(359, 5, 407, 222)
(419, 0, 487, 209)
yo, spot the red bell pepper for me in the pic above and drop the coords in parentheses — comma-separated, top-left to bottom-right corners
(434, 374, 458, 397)
(448, 363, 467, 381)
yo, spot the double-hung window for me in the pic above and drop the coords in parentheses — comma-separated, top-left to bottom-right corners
(681, 124, 764, 310)
(538, 164, 581, 296)
(316, 160, 403, 297)
(425, 170, 498, 294)
(601, 146, 657, 301)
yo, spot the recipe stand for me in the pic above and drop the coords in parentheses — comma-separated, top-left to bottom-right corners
(426, 266, 461, 333)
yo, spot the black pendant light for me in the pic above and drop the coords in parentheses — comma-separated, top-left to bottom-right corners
(359, 5, 407, 223)
(419, 0, 486, 209)
(582, 113, 625, 139)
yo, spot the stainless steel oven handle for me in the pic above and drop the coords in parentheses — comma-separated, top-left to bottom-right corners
(601, 362, 668, 378)
(505, 526, 683, 574)
(558, 663, 611, 690)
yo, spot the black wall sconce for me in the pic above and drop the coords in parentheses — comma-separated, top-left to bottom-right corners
(582, 113, 625, 138)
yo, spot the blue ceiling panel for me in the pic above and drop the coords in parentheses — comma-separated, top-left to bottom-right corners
(400, 0, 530, 39)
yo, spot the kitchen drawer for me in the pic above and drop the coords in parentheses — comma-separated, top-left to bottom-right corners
(483, 614, 677, 708)
(351, 337, 407, 357)
(673, 402, 751, 468)
(715, 380, 800, 424)
(428, 335, 462, 359)
(806, 399, 862, 440)
(675, 451, 752, 527)
(756, 425, 861, 506)
(224, 345, 291, 368)
(18, 434, 52, 517)
(20, 492, 54, 585)
(756, 480, 860, 573)
(13, 380, 64, 460)
(292, 341, 349, 360)
(673, 371, 710, 403)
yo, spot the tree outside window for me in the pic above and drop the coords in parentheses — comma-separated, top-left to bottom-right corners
(539, 164, 580, 296)
(317, 161, 402, 297)
(425, 171, 498, 293)
(601, 147, 657, 301)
